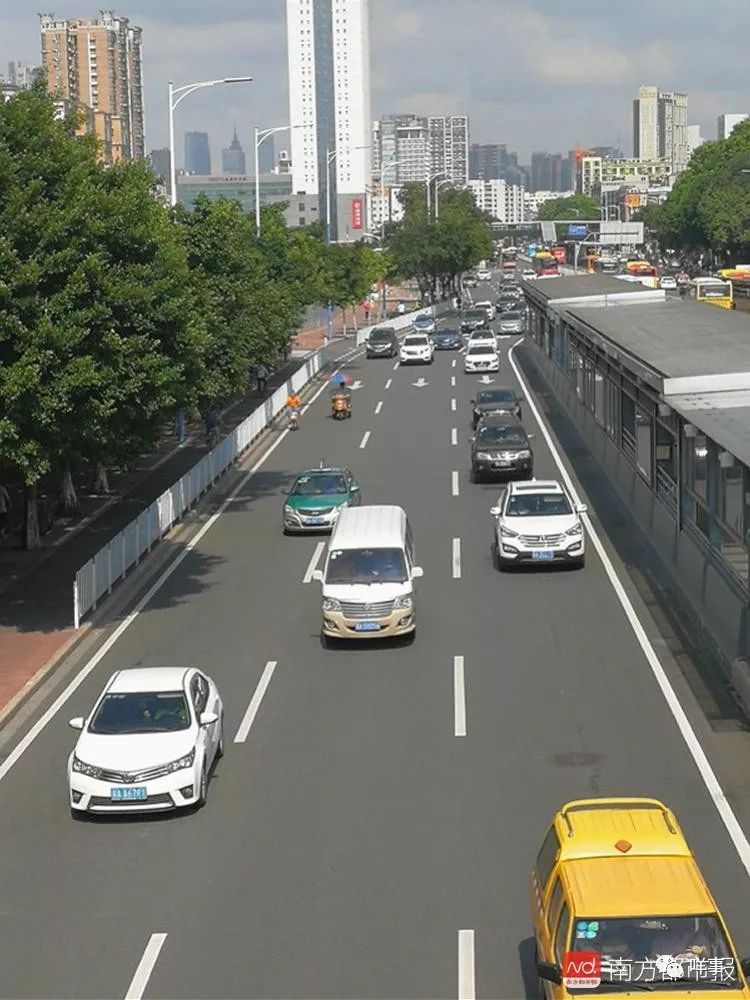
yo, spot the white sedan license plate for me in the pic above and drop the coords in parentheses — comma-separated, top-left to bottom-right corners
(532, 550, 554, 561)
(355, 621, 380, 632)
(111, 787, 147, 801)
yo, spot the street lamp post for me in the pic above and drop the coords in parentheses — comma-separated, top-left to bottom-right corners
(168, 76, 253, 207)
(254, 123, 309, 235)
(434, 178, 454, 220)
(426, 171, 447, 217)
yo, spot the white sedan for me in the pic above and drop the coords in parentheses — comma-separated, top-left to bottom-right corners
(399, 333, 434, 364)
(68, 667, 224, 816)
(467, 329, 497, 350)
(464, 343, 500, 373)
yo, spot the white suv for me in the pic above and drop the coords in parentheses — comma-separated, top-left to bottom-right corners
(399, 333, 433, 365)
(464, 342, 499, 373)
(490, 479, 587, 568)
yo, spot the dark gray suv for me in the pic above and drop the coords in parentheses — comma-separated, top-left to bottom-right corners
(366, 327, 398, 358)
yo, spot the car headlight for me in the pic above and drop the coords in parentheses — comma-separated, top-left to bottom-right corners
(516, 450, 531, 459)
(394, 595, 413, 610)
(322, 598, 341, 612)
(167, 748, 196, 773)
(500, 525, 519, 538)
(566, 522, 583, 537)
(476, 452, 493, 460)
(72, 754, 102, 779)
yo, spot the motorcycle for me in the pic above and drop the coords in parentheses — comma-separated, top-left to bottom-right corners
(288, 408, 300, 431)
(331, 390, 352, 420)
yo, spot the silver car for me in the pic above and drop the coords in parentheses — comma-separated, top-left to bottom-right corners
(497, 309, 526, 336)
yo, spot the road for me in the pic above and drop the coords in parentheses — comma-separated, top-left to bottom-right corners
(2, 273, 750, 999)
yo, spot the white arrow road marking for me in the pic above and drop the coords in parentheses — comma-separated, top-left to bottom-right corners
(125, 934, 168, 1000)
(350, 380, 363, 390)
(477, 375, 495, 384)
(413, 378, 429, 388)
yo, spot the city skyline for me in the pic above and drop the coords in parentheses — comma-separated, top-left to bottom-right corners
(1, 2, 747, 170)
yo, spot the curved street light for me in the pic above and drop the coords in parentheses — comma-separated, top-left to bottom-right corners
(254, 123, 310, 235)
(168, 76, 254, 206)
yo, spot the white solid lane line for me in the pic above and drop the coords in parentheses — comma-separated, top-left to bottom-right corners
(452, 471, 459, 496)
(452, 537, 462, 579)
(451, 427, 458, 446)
(451, 375, 456, 387)
(0, 346, 363, 786)
(458, 929, 475, 1000)
(507, 342, 750, 877)
(451, 398, 457, 412)
(359, 431, 371, 449)
(234, 661, 278, 743)
(303, 541, 326, 584)
(125, 933, 168, 1000)
(385, 378, 392, 390)
(374, 401, 383, 415)
(454, 656, 467, 737)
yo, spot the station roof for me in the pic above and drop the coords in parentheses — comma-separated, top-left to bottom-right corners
(562, 299, 750, 465)
(523, 274, 664, 305)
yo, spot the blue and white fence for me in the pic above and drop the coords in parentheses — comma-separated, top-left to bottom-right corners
(72, 306, 439, 628)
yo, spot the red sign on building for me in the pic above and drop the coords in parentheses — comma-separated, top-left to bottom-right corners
(351, 198, 363, 230)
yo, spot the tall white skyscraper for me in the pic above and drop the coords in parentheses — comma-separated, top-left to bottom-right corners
(633, 85, 689, 174)
(718, 114, 748, 140)
(633, 85, 659, 160)
(286, 0, 372, 240)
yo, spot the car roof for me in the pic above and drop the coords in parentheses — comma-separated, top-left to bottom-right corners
(477, 387, 516, 397)
(467, 343, 497, 351)
(562, 857, 714, 917)
(329, 504, 407, 550)
(477, 414, 522, 427)
(108, 667, 190, 693)
(509, 479, 563, 493)
(297, 467, 347, 477)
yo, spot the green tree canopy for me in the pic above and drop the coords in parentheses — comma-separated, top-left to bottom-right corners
(536, 194, 599, 222)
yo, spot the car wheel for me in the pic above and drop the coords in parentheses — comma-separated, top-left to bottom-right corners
(198, 764, 208, 807)
(216, 715, 225, 759)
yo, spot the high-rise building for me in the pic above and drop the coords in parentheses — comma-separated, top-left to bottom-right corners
(286, 0, 372, 241)
(374, 114, 429, 185)
(149, 148, 171, 182)
(258, 133, 275, 174)
(530, 151, 563, 192)
(633, 85, 688, 174)
(222, 127, 246, 175)
(6, 61, 40, 88)
(469, 143, 507, 180)
(718, 114, 748, 140)
(39, 11, 144, 162)
(185, 132, 211, 175)
(428, 115, 469, 186)
(468, 179, 525, 223)
(686, 125, 704, 160)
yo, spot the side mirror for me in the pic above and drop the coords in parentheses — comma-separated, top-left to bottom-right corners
(490, 506, 500, 516)
(537, 961, 562, 986)
(311, 569, 324, 582)
(351, 483, 360, 492)
(69, 717, 85, 731)
(200, 711, 219, 726)
(528, 433, 536, 440)
(575, 503, 588, 514)
(412, 566, 424, 579)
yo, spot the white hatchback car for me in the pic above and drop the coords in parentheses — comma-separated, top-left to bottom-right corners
(399, 333, 433, 364)
(490, 479, 587, 568)
(68, 667, 224, 815)
(464, 342, 500, 373)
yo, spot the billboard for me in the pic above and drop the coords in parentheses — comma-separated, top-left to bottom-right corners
(600, 221, 644, 246)
(351, 198, 363, 230)
(625, 194, 641, 208)
(568, 224, 586, 237)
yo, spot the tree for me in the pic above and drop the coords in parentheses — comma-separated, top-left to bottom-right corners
(536, 194, 599, 222)
(323, 241, 384, 328)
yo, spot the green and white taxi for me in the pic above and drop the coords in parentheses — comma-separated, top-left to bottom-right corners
(283, 466, 362, 534)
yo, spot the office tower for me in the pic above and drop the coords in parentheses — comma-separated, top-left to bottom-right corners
(40, 11, 144, 162)
(149, 148, 171, 181)
(7, 61, 40, 88)
(468, 179, 525, 223)
(185, 132, 211, 175)
(718, 114, 748, 140)
(633, 85, 688, 173)
(258, 133, 275, 174)
(686, 125, 704, 160)
(470, 143, 508, 180)
(428, 115, 469, 185)
(530, 151, 563, 192)
(373, 114, 429, 185)
(286, 0, 372, 241)
(222, 126, 247, 175)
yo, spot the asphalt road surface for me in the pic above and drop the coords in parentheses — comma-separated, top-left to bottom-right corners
(2, 272, 750, 999)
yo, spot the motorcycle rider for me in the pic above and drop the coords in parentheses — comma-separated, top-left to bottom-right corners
(286, 391, 301, 428)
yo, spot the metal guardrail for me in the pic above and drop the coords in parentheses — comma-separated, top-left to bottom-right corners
(73, 306, 436, 628)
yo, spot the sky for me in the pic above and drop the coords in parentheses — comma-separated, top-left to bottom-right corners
(1, 1, 749, 169)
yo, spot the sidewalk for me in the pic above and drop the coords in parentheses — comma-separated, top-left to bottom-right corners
(0, 338, 355, 722)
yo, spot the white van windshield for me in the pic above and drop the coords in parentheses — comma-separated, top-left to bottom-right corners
(326, 548, 408, 584)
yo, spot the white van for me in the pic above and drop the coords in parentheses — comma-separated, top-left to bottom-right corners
(312, 505, 423, 643)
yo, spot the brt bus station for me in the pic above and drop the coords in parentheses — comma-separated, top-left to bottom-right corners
(519, 274, 750, 711)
